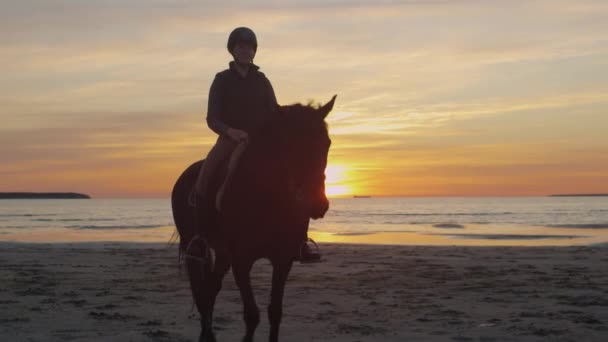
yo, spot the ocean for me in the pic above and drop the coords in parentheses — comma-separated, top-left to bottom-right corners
(1, 197, 607, 246)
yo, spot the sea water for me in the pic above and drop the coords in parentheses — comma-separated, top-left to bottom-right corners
(1, 197, 607, 246)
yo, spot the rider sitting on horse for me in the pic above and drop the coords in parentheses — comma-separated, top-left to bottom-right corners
(191, 27, 321, 263)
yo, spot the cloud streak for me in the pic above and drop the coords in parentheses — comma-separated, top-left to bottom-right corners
(1, 0, 607, 196)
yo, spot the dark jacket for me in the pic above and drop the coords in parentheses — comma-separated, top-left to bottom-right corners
(206, 62, 279, 136)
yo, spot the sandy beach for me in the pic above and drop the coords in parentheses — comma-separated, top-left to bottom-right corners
(1, 242, 607, 341)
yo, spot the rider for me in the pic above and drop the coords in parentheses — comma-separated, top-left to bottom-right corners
(192, 27, 321, 263)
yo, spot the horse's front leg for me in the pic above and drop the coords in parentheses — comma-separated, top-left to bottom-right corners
(185, 242, 214, 342)
(232, 259, 259, 342)
(268, 259, 293, 342)
(203, 251, 231, 342)
(186, 243, 230, 342)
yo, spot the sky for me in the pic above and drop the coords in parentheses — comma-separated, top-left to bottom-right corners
(1, 0, 607, 198)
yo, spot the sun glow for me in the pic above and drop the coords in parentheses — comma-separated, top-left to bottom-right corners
(324, 164, 352, 197)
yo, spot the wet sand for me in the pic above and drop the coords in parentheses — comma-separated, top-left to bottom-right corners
(1, 242, 607, 341)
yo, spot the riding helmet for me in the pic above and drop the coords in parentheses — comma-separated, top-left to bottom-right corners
(227, 27, 258, 53)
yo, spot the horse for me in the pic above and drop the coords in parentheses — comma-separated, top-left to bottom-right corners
(171, 95, 336, 342)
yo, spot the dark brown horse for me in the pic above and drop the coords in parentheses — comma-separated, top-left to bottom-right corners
(171, 96, 336, 342)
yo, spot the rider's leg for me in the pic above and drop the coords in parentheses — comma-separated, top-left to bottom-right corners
(215, 140, 249, 211)
(192, 136, 237, 205)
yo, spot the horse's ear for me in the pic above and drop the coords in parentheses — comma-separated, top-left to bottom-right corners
(319, 95, 337, 119)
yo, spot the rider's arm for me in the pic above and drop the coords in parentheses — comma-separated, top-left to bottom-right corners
(263, 75, 279, 114)
(206, 74, 230, 136)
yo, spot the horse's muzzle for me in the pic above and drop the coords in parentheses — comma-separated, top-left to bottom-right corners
(310, 197, 329, 219)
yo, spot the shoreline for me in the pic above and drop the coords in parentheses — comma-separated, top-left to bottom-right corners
(1, 224, 607, 247)
(1, 242, 607, 341)
(0, 192, 91, 199)
(1, 239, 606, 249)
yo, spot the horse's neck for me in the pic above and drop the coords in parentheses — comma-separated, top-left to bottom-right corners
(238, 136, 288, 191)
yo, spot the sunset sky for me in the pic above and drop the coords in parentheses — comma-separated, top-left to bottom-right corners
(1, 0, 607, 198)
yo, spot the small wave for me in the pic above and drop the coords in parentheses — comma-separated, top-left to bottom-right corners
(431, 233, 581, 240)
(548, 224, 608, 229)
(365, 212, 515, 217)
(0, 213, 58, 217)
(31, 218, 115, 222)
(333, 232, 375, 236)
(332, 230, 418, 236)
(433, 223, 465, 229)
(67, 224, 164, 230)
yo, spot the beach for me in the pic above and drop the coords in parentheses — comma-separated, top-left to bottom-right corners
(1, 242, 607, 341)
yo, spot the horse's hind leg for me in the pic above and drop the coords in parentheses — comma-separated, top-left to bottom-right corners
(232, 259, 259, 342)
(268, 260, 293, 342)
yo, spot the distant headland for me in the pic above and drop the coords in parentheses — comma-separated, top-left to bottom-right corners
(549, 194, 608, 197)
(0, 192, 91, 199)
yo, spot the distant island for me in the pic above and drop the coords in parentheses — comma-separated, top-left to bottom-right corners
(353, 195, 372, 198)
(549, 194, 608, 197)
(0, 192, 91, 199)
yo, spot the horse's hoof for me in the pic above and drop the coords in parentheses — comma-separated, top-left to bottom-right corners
(199, 331, 217, 342)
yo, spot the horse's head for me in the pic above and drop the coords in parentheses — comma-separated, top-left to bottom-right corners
(279, 95, 336, 219)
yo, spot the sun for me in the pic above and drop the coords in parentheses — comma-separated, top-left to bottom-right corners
(324, 164, 352, 197)
(325, 185, 350, 197)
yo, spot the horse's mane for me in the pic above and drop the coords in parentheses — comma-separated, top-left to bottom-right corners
(238, 101, 330, 190)
(264, 102, 329, 140)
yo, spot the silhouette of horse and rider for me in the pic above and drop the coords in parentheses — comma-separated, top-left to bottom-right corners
(171, 27, 337, 342)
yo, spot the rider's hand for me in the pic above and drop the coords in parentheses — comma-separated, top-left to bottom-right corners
(226, 128, 249, 143)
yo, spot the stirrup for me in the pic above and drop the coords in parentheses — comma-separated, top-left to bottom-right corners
(299, 238, 322, 264)
(182, 235, 213, 268)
